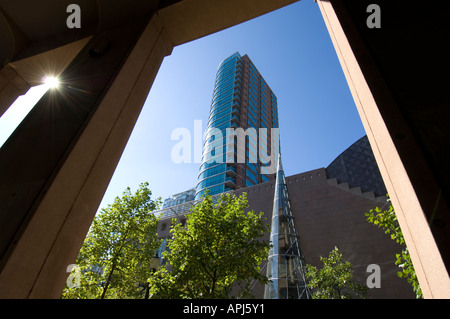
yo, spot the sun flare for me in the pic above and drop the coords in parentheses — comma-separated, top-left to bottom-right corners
(43, 76, 59, 89)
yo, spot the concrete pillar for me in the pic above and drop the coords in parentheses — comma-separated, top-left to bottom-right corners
(317, 0, 450, 298)
(0, 13, 173, 298)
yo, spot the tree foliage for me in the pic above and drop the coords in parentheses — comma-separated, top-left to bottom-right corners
(365, 198, 423, 298)
(305, 247, 367, 299)
(147, 192, 271, 299)
(61, 182, 161, 299)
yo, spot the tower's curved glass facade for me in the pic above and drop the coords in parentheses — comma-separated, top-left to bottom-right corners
(195, 52, 279, 199)
(195, 53, 241, 199)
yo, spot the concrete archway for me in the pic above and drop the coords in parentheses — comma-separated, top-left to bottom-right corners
(0, 0, 449, 298)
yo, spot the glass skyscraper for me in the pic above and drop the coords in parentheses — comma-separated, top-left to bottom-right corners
(195, 52, 280, 199)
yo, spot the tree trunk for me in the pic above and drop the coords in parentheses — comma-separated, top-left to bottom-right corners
(100, 223, 131, 298)
(100, 262, 117, 299)
(144, 283, 150, 299)
(210, 269, 217, 297)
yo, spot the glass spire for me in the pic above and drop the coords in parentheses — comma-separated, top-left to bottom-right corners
(264, 154, 311, 299)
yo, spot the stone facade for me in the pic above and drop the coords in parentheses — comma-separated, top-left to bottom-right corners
(235, 168, 414, 298)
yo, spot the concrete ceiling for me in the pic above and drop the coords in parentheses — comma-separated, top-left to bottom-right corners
(0, 0, 163, 65)
(1, 0, 299, 67)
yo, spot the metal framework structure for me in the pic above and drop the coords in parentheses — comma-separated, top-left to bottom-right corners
(152, 190, 234, 220)
(264, 155, 311, 299)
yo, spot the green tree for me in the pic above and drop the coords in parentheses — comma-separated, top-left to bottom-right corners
(365, 198, 423, 298)
(62, 182, 161, 299)
(305, 247, 367, 299)
(148, 192, 271, 299)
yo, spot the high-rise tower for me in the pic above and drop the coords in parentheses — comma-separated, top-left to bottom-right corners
(195, 52, 280, 199)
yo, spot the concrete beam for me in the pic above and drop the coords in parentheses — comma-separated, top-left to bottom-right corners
(317, 0, 450, 298)
(0, 38, 91, 117)
(0, 13, 172, 298)
(157, 0, 300, 46)
(0, 65, 30, 117)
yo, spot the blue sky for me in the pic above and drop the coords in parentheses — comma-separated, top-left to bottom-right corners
(0, 1, 366, 211)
